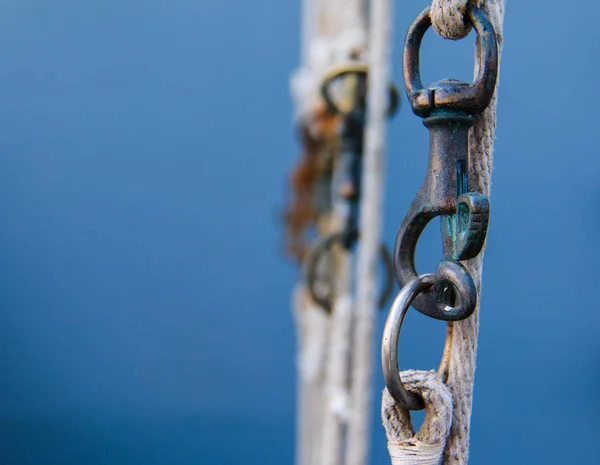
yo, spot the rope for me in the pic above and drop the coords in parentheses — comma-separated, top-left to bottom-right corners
(291, 2, 369, 465)
(346, 1, 395, 464)
(382, 1, 505, 464)
(440, 2, 504, 463)
(431, 0, 481, 40)
(294, 284, 329, 465)
(292, 1, 333, 461)
(382, 371, 453, 465)
(321, 292, 353, 465)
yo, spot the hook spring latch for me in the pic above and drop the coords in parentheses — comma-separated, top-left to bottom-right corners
(394, 5, 497, 321)
(383, 5, 498, 409)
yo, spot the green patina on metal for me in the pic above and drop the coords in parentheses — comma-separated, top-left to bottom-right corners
(392, 4, 497, 323)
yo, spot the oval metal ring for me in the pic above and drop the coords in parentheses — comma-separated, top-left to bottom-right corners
(429, 259, 477, 321)
(320, 62, 400, 117)
(382, 274, 435, 410)
(403, 5, 498, 116)
(305, 232, 395, 314)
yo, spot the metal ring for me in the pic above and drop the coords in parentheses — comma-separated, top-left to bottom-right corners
(381, 274, 435, 410)
(320, 62, 400, 117)
(305, 232, 395, 313)
(427, 259, 477, 321)
(403, 5, 498, 117)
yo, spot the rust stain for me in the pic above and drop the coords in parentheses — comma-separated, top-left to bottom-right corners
(283, 100, 340, 262)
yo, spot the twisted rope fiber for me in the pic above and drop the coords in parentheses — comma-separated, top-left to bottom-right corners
(321, 291, 354, 465)
(293, 284, 329, 465)
(440, 2, 504, 462)
(291, 1, 369, 464)
(382, 1, 504, 464)
(382, 371, 452, 465)
(315, 3, 369, 463)
(431, 0, 481, 40)
(346, 0, 395, 464)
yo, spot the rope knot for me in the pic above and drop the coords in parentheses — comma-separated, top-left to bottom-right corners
(382, 370, 453, 465)
(431, 0, 482, 40)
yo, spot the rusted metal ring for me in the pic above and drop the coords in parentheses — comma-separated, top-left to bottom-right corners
(403, 5, 498, 117)
(305, 232, 395, 314)
(382, 274, 441, 410)
(320, 62, 400, 117)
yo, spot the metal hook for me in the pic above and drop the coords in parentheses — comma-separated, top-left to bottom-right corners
(320, 62, 370, 250)
(304, 63, 400, 314)
(320, 62, 400, 117)
(319, 63, 400, 241)
(305, 231, 395, 314)
(393, 5, 497, 321)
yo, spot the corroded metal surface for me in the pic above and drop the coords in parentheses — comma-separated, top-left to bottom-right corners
(304, 62, 398, 313)
(393, 5, 497, 321)
(305, 232, 395, 313)
(403, 6, 498, 118)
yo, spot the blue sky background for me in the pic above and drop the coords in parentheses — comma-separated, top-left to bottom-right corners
(0, 1, 599, 464)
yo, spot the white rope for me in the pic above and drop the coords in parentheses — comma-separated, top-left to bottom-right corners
(292, 2, 330, 462)
(431, 0, 481, 40)
(321, 291, 353, 465)
(291, 2, 369, 465)
(382, 371, 453, 465)
(291, 1, 367, 122)
(435, 2, 504, 463)
(322, 122, 365, 465)
(294, 284, 329, 465)
(318, 5, 368, 463)
(346, 1, 394, 464)
(381, 1, 505, 464)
